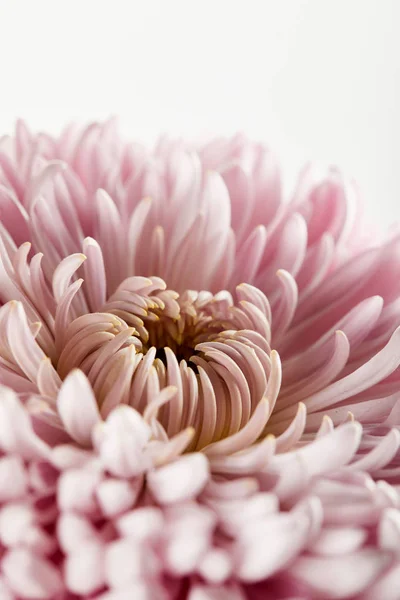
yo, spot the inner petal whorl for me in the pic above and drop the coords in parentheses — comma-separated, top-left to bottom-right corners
(66, 277, 275, 451)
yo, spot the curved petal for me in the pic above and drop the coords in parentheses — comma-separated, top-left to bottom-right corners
(57, 370, 100, 447)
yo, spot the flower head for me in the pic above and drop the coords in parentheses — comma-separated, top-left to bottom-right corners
(0, 120, 399, 598)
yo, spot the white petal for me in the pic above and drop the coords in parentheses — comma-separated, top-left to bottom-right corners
(148, 453, 209, 504)
(310, 526, 367, 556)
(0, 386, 49, 459)
(96, 406, 152, 478)
(57, 369, 100, 446)
(289, 549, 391, 599)
(116, 507, 163, 542)
(58, 512, 100, 554)
(236, 512, 311, 582)
(65, 542, 105, 595)
(58, 467, 101, 514)
(379, 508, 400, 554)
(350, 429, 400, 472)
(105, 539, 159, 589)
(96, 478, 142, 518)
(3, 549, 63, 599)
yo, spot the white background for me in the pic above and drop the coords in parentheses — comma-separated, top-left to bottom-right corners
(0, 0, 398, 226)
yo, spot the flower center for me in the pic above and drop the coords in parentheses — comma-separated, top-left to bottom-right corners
(95, 278, 275, 450)
(140, 291, 235, 370)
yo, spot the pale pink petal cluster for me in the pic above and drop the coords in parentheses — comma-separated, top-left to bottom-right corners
(0, 120, 399, 598)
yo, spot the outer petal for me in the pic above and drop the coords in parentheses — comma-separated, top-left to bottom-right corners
(0, 386, 50, 459)
(148, 453, 209, 504)
(289, 549, 391, 599)
(96, 477, 142, 518)
(57, 369, 100, 446)
(58, 466, 102, 514)
(104, 538, 160, 589)
(65, 542, 106, 595)
(2, 549, 63, 599)
(58, 512, 100, 554)
(97, 582, 168, 600)
(364, 564, 400, 600)
(235, 510, 314, 582)
(95, 406, 152, 478)
(0, 455, 27, 501)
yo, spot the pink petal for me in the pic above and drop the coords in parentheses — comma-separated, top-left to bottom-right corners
(52, 253, 86, 302)
(57, 369, 100, 446)
(96, 477, 142, 518)
(51, 444, 95, 469)
(379, 508, 400, 554)
(152, 427, 195, 466)
(96, 405, 152, 478)
(57, 512, 100, 554)
(208, 492, 278, 538)
(3, 549, 63, 599)
(236, 512, 312, 582)
(37, 357, 62, 400)
(97, 582, 168, 600)
(289, 549, 391, 599)
(310, 526, 367, 556)
(267, 423, 362, 501)
(315, 415, 335, 438)
(305, 326, 400, 415)
(0, 386, 49, 459)
(65, 542, 105, 595)
(58, 466, 101, 514)
(0, 503, 35, 547)
(0, 455, 27, 501)
(349, 428, 400, 472)
(163, 503, 216, 575)
(116, 507, 164, 542)
(293, 422, 362, 477)
(204, 477, 259, 500)
(0, 576, 13, 600)
(6, 301, 46, 383)
(198, 548, 232, 584)
(364, 564, 400, 600)
(210, 434, 276, 475)
(148, 453, 209, 504)
(82, 236, 107, 311)
(19, 525, 56, 557)
(105, 539, 159, 589)
(275, 402, 306, 453)
(204, 398, 270, 457)
(270, 269, 298, 341)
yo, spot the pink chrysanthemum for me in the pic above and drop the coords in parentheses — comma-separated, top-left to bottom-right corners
(0, 120, 399, 599)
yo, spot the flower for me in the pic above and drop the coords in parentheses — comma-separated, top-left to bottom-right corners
(0, 119, 399, 598)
